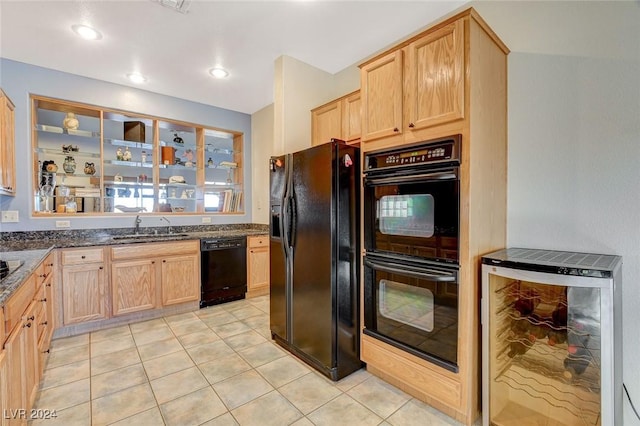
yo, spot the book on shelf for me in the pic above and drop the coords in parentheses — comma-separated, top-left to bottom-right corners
(220, 189, 243, 213)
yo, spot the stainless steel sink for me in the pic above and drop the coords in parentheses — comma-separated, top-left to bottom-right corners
(111, 233, 190, 240)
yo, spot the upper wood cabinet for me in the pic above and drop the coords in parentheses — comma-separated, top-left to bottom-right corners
(311, 90, 361, 146)
(0, 89, 16, 196)
(360, 18, 465, 145)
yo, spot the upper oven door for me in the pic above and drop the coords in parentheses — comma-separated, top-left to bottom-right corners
(364, 165, 459, 264)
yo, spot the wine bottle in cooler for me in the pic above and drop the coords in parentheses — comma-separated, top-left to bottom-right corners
(563, 321, 592, 378)
(548, 301, 568, 346)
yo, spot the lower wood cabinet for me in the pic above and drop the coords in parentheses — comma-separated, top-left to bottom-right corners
(161, 255, 200, 306)
(61, 258, 107, 325)
(0, 350, 7, 426)
(247, 235, 269, 298)
(111, 259, 157, 316)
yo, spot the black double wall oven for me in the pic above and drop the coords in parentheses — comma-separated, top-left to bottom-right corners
(363, 135, 461, 373)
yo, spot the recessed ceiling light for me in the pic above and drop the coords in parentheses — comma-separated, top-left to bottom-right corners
(71, 24, 102, 40)
(209, 68, 229, 79)
(127, 73, 147, 84)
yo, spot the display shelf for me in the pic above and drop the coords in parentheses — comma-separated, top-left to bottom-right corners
(35, 124, 100, 138)
(105, 138, 153, 150)
(32, 95, 244, 215)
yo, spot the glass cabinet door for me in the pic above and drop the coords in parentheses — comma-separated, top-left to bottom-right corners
(203, 129, 243, 213)
(157, 121, 197, 214)
(33, 100, 102, 214)
(102, 113, 155, 214)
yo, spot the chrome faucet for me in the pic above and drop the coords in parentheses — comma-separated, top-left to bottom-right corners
(161, 216, 172, 234)
(134, 215, 142, 234)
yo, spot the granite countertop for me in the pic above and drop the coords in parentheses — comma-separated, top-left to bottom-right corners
(0, 224, 269, 306)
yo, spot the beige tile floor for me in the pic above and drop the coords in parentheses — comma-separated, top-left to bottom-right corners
(31, 295, 468, 426)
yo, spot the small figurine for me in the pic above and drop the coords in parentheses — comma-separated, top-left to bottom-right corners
(173, 133, 184, 144)
(184, 149, 194, 167)
(141, 150, 147, 162)
(84, 162, 96, 175)
(207, 157, 214, 167)
(116, 147, 124, 160)
(62, 112, 79, 130)
(123, 147, 132, 161)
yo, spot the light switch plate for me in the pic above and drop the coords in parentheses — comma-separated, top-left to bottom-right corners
(55, 220, 71, 228)
(202, 217, 212, 223)
(1, 210, 19, 222)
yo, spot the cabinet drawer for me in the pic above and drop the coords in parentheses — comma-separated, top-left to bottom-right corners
(34, 254, 54, 288)
(61, 248, 104, 265)
(4, 274, 36, 334)
(248, 235, 268, 248)
(111, 240, 199, 260)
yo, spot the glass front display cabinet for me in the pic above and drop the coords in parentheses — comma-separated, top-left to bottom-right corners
(32, 96, 243, 215)
(481, 248, 622, 426)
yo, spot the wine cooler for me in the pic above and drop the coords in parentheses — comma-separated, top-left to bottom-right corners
(481, 248, 622, 426)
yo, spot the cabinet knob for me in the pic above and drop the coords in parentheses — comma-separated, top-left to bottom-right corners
(152, 261, 156, 264)
(48, 263, 54, 267)
(46, 283, 52, 287)
(408, 123, 415, 128)
(393, 127, 399, 133)
(24, 322, 32, 328)
(99, 266, 103, 270)
(163, 260, 166, 263)
(81, 255, 86, 259)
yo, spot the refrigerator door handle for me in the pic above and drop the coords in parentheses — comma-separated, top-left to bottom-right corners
(289, 192, 297, 248)
(364, 258, 457, 282)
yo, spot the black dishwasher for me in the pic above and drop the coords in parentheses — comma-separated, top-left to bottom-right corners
(200, 237, 247, 308)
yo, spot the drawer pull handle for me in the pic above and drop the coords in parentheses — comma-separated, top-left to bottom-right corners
(40, 298, 47, 302)
(24, 322, 32, 328)
(43, 349, 50, 354)
(81, 255, 86, 259)
(39, 273, 46, 278)
(46, 283, 52, 287)
(41, 321, 48, 326)
(48, 263, 54, 267)
(393, 127, 399, 132)
(99, 266, 103, 270)
(27, 315, 35, 321)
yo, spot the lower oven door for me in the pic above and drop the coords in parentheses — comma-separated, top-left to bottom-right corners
(363, 254, 459, 372)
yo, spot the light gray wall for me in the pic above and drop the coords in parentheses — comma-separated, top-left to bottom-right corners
(0, 58, 252, 232)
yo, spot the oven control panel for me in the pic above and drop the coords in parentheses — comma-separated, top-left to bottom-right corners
(365, 135, 460, 171)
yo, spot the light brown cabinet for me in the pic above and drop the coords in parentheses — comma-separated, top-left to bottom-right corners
(60, 247, 108, 325)
(111, 259, 157, 316)
(111, 240, 200, 309)
(360, 19, 464, 145)
(3, 273, 43, 423)
(0, 88, 16, 196)
(0, 350, 7, 426)
(358, 8, 508, 426)
(311, 90, 361, 146)
(161, 255, 200, 305)
(247, 235, 269, 298)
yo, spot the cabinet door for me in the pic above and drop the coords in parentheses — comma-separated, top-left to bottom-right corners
(0, 92, 16, 196)
(0, 351, 7, 426)
(161, 255, 199, 306)
(360, 50, 403, 142)
(405, 19, 464, 131)
(111, 259, 157, 316)
(311, 101, 342, 146)
(22, 303, 40, 410)
(5, 328, 24, 422)
(342, 92, 362, 144)
(247, 246, 270, 297)
(62, 263, 107, 325)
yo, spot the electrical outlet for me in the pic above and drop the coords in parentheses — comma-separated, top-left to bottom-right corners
(1, 210, 19, 222)
(55, 220, 71, 228)
(201, 217, 212, 224)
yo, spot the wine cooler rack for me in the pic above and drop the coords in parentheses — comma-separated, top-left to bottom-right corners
(482, 248, 622, 426)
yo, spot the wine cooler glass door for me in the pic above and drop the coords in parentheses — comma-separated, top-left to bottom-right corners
(482, 265, 615, 426)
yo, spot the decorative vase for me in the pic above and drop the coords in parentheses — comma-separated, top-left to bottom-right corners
(173, 133, 184, 144)
(84, 162, 96, 175)
(62, 112, 79, 130)
(63, 156, 76, 174)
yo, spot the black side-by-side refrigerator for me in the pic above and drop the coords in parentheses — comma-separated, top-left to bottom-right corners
(269, 139, 361, 381)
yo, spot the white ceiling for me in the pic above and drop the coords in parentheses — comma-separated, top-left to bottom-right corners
(0, 0, 467, 115)
(1, 1, 637, 116)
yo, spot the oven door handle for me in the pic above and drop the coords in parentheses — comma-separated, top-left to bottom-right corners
(364, 171, 457, 185)
(364, 258, 457, 282)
